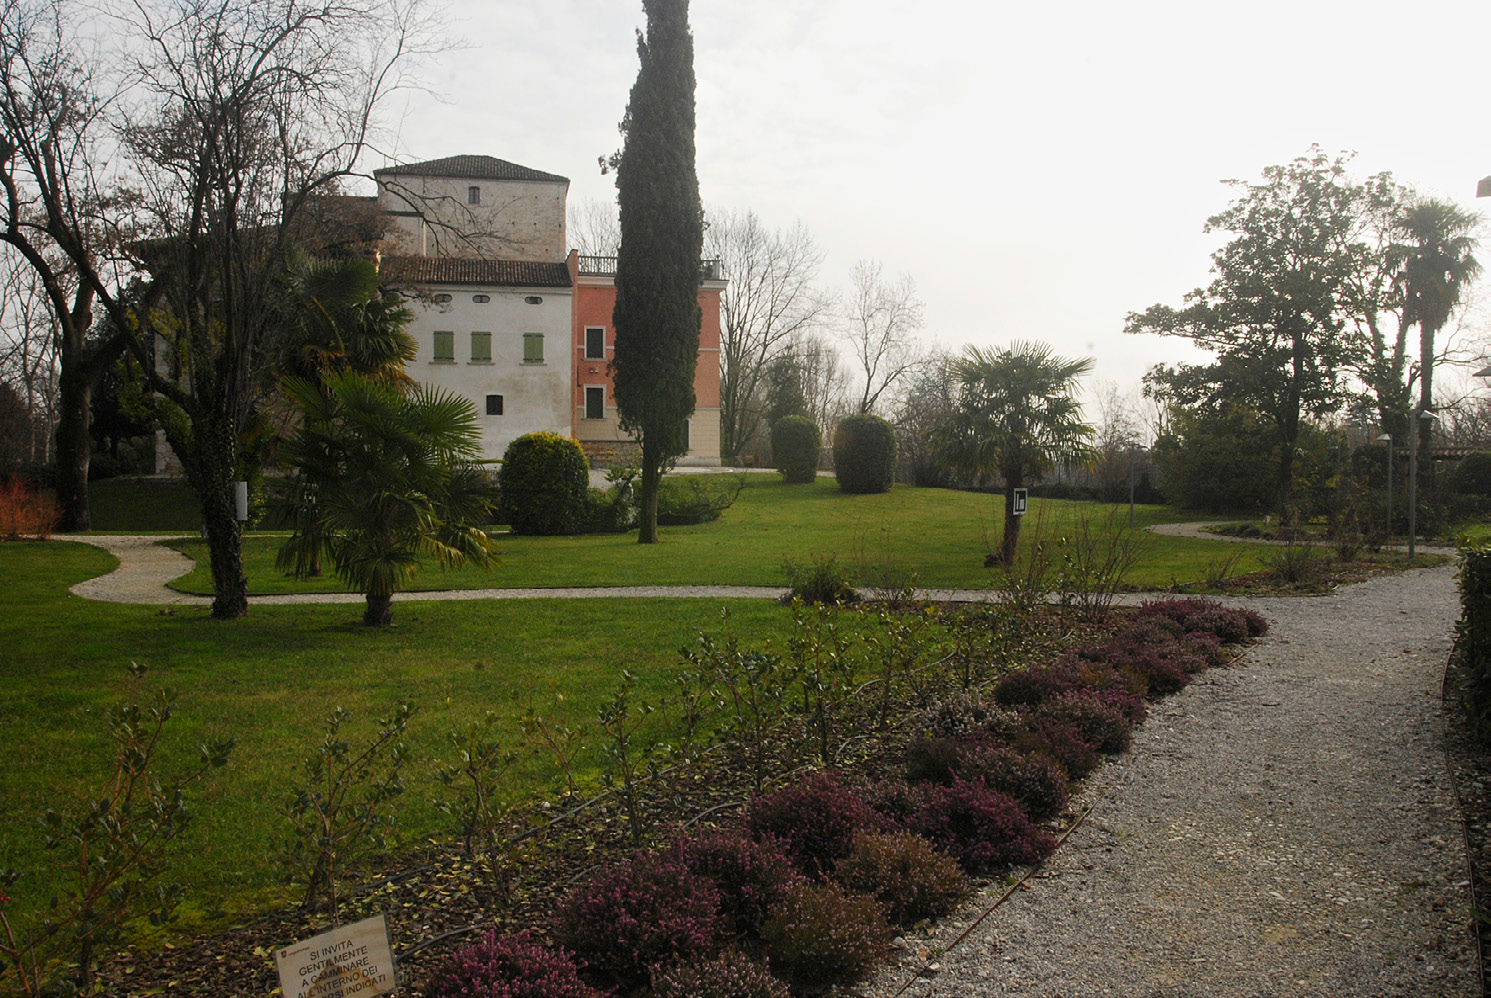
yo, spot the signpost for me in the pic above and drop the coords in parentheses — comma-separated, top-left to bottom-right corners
(1012, 488, 1028, 516)
(275, 915, 397, 998)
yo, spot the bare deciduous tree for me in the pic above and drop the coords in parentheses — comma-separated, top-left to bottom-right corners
(706, 207, 826, 461)
(567, 194, 619, 257)
(841, 258, 923, 414)
(0, 247, 61, 465)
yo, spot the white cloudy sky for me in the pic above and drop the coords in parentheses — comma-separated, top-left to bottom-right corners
(376, 0, 1490, 398)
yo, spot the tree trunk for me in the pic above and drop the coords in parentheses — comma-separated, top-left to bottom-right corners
(363, 592, 393, 627)
(53, 360, 92, 532)
(637, 441, 661, 544)
(1419, 322, 1437, 482)
(1000, 476, 1022, 565)
(202, 479, 247, 619)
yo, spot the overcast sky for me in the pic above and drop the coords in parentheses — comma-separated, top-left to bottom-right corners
(377, 0, 1490, 402)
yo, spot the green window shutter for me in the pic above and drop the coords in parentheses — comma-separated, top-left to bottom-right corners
(471, 331, 491, 362)
(523, 333, 544, 364)
(433, 330, 454, 362)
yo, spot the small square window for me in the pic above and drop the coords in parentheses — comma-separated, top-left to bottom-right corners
(468, 186, 480, 204)
(471, 331, 491, 363)
(486, 394, 503, 415)
(523, 333, 544, 364)
(584, 386, 604, 420)
(432, 330, 454, 362)
(584, 326, 605, 360)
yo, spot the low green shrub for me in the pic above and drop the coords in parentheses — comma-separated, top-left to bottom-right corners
(1459, 537, 1491, 735)
(782, 554, 858, 606)
(771, 415, 821, 484)
(650, 950, 790, 998)
(656, 474, 745, 525)
(498, 432, 589, 535)
(760, 881, 891, 989)
(834, 831, 969, 927)
(1454, 452, 1491, 497)
(832, 414, 896, 494)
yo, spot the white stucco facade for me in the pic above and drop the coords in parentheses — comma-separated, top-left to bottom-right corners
(406, 283, 573, 463)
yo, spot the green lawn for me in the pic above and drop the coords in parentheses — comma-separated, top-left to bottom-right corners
(0, 540, 803, 930)
(164, 477, 1277, 594)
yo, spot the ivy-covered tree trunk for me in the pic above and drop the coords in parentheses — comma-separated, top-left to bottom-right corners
(53, 361, 93, 532)
(610, 0, 703, 545)
(173, 411, 249, 620)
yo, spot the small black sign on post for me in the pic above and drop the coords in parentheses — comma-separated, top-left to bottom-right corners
(1012, 488, 1028, 516)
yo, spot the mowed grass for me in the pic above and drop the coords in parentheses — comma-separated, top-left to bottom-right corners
(0, 540, 802, 930)
(165, 476, 1277, 594)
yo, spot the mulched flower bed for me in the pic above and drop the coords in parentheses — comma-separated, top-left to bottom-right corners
(92, 600, 1261, 997)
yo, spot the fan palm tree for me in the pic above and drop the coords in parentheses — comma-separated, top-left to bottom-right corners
(283, 252, 417, 387)
(276, 371, 495, 626)
(1389, 197, 1482, 453)
(935, 341, 1095, 565)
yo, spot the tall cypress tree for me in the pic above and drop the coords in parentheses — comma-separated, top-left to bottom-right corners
(611, 0, 703, 544)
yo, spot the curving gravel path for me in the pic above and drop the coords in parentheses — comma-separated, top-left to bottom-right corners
(868, 563, 1475, 998)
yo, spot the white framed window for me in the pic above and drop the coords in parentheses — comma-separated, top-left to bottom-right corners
(523, 333, 544, 364)
(584, 385, 605, 420)
(432, 330, 454, 362)
(584, 326, 605, 360)
(470, 331, 491, 363)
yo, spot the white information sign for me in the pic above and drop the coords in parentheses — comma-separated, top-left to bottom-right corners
(275, 914, 397, 998)
(1012, 488, 1028, 516)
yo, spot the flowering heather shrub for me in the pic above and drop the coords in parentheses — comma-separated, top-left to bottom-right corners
(424, 931, 600, 998)
(1015, 717, 1100, 779)
(1183, 630, 1228, 671)
(1035, 689, 1133, 755)
(903, 736, 968, 785)
(1085, 632, 1197, 697)
(673, 830, 804, 937)
(908, 779, 1057, 874)
(553, 850, 723, 987)
(835, 830, 969, 926)
(863, 777, 924, 825)
(961, 743, 1069, 822)
(990, 662, 1074, 709)
(651, 949, 791, 998)
(761, 881, 891, 989)
(1133, 598, 1268, 642)
(746, 772, 892, 878)
(914, 691, 1018, 739)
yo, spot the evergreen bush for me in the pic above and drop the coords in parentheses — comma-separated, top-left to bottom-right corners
(834, 831, 969, 926)
(832, 414, 897, 494)
(760, 882, 891, 989)
(553, 850, 723, 987)
(1454, 451, 1491, 497)
(497, 432, 589, 536)
(424, 931, 600, 998)
(771, 415, 821, 484)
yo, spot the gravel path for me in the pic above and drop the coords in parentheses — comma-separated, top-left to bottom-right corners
(869, 563, 1475, 998)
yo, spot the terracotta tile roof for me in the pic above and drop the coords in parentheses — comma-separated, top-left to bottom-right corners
(380, 256, 572, 289)
(373, 155, 568, 184)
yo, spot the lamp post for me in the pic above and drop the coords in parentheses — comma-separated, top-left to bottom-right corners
(1375, 433, 1393, 536)
(1408, 409, 1439, 561)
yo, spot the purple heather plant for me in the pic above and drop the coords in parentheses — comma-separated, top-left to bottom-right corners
(908, 778, 1056, 874)
(423, 931, 600, 998)
(650, 949, 791, 998)
(760, 881, 891, 989)
(746, 772, 892, 878)
(553, 849, 723, 987)
(671, 829, 805, 937)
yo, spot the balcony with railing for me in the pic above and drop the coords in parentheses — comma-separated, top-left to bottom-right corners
(577, 255, 725, 281)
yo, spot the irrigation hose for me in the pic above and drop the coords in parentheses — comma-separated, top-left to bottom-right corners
(880, 803, 1096, 998)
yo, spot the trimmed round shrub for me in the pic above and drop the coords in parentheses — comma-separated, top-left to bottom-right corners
(1454, 451, 1491, 497)
(424, 931, 600, 998)
(553, 850, 723, 987)
(771, 415, 821, 484)
(1034, 689, 1133, 755)
(498, 431, 590, 535)
(832, 413, 897, 494)
(760, 882, 891, 989)
(908, 779, 1057, 874)
(673, 830, 804, 937)
(746, 772, 893, 878)
(834, 830, 969, 926)
(651, 950, 791, 998)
